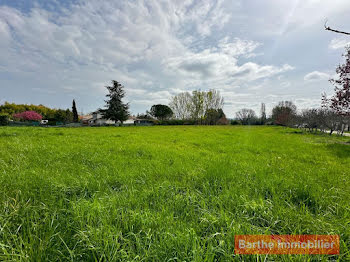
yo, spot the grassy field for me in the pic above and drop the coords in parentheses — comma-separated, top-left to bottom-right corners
(0, 126, 349, 261)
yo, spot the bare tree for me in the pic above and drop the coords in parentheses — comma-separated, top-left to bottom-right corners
(169, 92, 193, 120)
(321, 46, 350, 135)
(300, 109, 319, 132)
(236, 109, 257, 125)
(272, 101, 297, 127)
(205, 89, 224, 111)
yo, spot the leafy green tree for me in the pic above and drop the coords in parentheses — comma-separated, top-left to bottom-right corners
(169, 89, 224, 122)
(72, 99, 79, 123)
(54, 109, 67, 123)
(205, 108, 227, 125)
(149, 104, 173, 120)
(101, 80, 130, 124)
(65, 109, 73, 123)
(0, 102, 56, 119)
(0, 113, 9, 126)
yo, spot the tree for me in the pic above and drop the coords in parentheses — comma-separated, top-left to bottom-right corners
(13, 111, 42, 121)
(191, 90, 206, 121)
(272, 101, 297, 126)
(101, 80, 130, 124)
(52, 109, 73, 123)
(169, 89, 224, 121)
(260, 103, 266, 124)
(0, 113, 9, 126)
(322, 47, 350, 117)
(205, 108, 228, 125)
(0, 102, 56, 119)
(170, 92, 194, 120)
(65, 109, 73, 123)
(322, 109, 342, 135)
(205, 89, 224, 111)
(236, 109, 257, 125)
(321, 47, 350, 134)
(149, 104, 173, 120)
(300, 108, 319, 132)
(72, 99, 79, 123)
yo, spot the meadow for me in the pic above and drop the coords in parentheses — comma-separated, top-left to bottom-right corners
(0, 126, 349, 261)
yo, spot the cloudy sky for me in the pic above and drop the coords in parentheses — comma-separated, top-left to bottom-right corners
(1, 0, 350, 117)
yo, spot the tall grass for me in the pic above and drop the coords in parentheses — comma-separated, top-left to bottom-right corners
(0, 126, 349, 261)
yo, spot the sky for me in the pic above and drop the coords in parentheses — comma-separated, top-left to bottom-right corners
(1, 0, 350, 117)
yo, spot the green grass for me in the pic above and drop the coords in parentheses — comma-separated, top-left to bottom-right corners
(0, 126, 349, 261)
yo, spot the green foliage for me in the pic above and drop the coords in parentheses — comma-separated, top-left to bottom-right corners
(51, 109, 73, 123)
(0, 102, 73, 124)
(230, 119, 241, 125)
(0, 126, 349, 261)
(170, 89, 224, 121)
(0, 113, 9, 126)
(0, 102, 56, 119)
(204, 108, 228, 125)
(155, 119, 197, 125)
(149, 104, 173, 120)
(102, 80, 130, 123)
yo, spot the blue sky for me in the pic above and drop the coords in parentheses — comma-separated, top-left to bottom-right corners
(1, 0, 350, 117)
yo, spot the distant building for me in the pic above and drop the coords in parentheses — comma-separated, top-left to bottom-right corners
(80, 114, 93, 125)
(134, 119, 154, 126)
(87, 111, 154, 126)
(89, 111, 116, 126)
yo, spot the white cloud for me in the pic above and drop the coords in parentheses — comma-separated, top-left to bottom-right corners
(329, 38, 350, 50)
(0, 1, 296, 115)
(163, 39, 293, 87)
(304, 71, 330, 82)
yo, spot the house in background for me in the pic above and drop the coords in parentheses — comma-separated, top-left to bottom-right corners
(88, 111, 154, 126)
(134, 119, 154, 126)
(123, 116, 137, 126)
(80, 114, 92, 125)
(89, 111, 116, 126)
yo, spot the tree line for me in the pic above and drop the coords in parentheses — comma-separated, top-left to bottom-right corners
(100, 81, 228, 125)
(0, 100, 79, 125)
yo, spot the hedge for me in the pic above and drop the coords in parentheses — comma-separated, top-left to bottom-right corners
(0, 113, 9, 126)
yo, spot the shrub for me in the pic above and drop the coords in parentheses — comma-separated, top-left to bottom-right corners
(230, 119, 240, 125)
(155, 119, 197, 125)
(13, 111, 42, 121)
(0, 113, 9, 126)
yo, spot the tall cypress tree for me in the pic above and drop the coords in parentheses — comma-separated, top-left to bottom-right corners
(72, 99, 79, 123)
(102, 80, 130, 124)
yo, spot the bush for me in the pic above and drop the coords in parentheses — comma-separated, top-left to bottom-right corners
(0, 113, 9, 126)
(155, 119, 197, 125)
(230, 119, 241, 125)
(13, 111, 42, 121)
